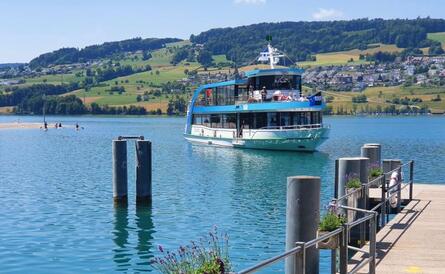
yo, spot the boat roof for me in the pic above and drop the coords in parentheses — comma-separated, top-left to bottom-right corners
(201, 79, 248, 89)
(245, 68, 304, 78)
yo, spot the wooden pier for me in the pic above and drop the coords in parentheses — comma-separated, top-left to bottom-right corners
(349, 183, 445, 273)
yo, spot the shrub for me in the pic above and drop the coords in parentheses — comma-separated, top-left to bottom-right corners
(346, 174, 361, 189)
(369, 164, 383, 179)
(151, 227, 231, 274)
(319, 212, 346, 232)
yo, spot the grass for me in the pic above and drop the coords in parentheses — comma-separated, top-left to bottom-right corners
(326, 85, 445, 113)
(298, 44, 404, 67)
(428, 32, 445, 50)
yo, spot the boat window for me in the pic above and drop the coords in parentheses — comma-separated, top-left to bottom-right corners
(279, 112, 292, 127)
(236, 85, 249, 103)
(202, 115, 211, 127)
(210, 114, 222, 128)
(223, 114, 236, 129)
(311, 112, 322, 124)
(214, 85, 235, 106)
(255, 75, 301, 91)
(293, 112, 312, 125)
(240, 113, 253, 129)
(192, 114, 202, 125)
(255, 113, 267, 129)
(267, 113, 278, 127)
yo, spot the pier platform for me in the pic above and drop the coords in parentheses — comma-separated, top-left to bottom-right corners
(349, 183, 445, 273)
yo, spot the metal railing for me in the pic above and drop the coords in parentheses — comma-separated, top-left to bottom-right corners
(238, 160, 415, 274)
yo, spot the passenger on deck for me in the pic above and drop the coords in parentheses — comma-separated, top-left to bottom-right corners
(249, 85, 254, 99)
(261, 87, 267, 102)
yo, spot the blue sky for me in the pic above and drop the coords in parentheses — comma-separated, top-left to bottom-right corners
(0, 0, 444, 63)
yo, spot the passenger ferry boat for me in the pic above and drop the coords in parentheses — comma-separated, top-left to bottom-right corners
(184, 44, 329, 151)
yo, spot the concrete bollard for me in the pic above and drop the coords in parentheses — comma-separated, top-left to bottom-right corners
(383, 159, 402, 176)
(336, 157, 369, 246)
(336, 157, 369, 201)
(113, 140, 128, 203)
(136, 140, 152, 204)
(361, 144, 381, 168)
(285, 176, 320, 274)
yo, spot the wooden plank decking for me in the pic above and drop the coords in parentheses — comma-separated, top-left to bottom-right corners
(349, 184, 445, 274)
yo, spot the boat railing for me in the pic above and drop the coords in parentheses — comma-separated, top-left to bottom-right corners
(247, 124, 328, 140)
(257, 123, 327, 130)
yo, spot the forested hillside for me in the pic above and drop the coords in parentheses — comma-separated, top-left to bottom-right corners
(29, 37, 181, 68)
(190, 18, 445, 64)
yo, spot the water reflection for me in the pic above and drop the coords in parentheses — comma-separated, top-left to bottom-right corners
(112, 204, 155, 272)
(135, 204, 155, 272)
(113, 204, 131, 272)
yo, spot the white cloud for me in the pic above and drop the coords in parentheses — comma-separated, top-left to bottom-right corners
(312, 8, 344, 20)
(234, 0, 266, 5)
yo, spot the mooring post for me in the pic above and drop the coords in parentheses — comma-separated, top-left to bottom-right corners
(112, 140, 128, 203)
(337, 157, 369, 246)
(361, 143, 381, 168)
(336, 157, 369, 209)
(285, 176, 320, 274)
(135, 140, 152, 204)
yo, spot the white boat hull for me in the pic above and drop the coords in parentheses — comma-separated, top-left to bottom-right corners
(184, 125, 329, 151)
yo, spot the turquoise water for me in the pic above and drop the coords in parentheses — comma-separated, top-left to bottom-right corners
(0, 115, 444, 273)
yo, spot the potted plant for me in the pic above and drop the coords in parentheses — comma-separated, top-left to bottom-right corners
(368, 163, 383, 187)
(345, 174, 362, 222)
(317, 212, 346, 249)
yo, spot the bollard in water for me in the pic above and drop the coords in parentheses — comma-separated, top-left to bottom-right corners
(285, 176, 320, 274)
(361, 144, 381, 168)
(135, 140, 152, 204)
(113, 140, 128, 203)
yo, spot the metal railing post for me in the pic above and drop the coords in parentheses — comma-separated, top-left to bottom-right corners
(409, 160, 414, 201)
(369, 213, 377, 274)
(295, 242, 306, 274)
(339, 224, 348, 274)
(396, 164, 402, 213)
(330, 249, 336, 274)
(380, 175, 386, 227)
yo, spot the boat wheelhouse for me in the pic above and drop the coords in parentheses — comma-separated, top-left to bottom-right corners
(184, 44, 329, 151)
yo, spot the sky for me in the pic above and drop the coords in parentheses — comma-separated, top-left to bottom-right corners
(0, 0, 444, 63)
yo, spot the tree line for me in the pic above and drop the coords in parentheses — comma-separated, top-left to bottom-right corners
(29, 37, 180, 68)
(190, 18, 445, 64)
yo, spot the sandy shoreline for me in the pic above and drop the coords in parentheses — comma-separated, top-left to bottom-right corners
(0, 122, 75, 130)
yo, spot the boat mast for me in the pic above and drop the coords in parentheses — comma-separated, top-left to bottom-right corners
(267, 43, 275, 69)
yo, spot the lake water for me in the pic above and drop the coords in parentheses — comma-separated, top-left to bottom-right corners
(0, 115, 444, 273)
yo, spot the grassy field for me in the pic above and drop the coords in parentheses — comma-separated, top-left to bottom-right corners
(325, 85, 445, 113)
(428, 32, 445, 50)
(298, 44, 404, 67)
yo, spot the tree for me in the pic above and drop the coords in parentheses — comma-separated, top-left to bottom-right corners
(142, 51, 152, 60)
(197, 50, 213, 67)
(428, 41, 445, 55)
(136, 95, 142, 102)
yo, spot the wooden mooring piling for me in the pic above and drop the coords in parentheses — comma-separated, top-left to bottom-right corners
(112, 136, 152, 205)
